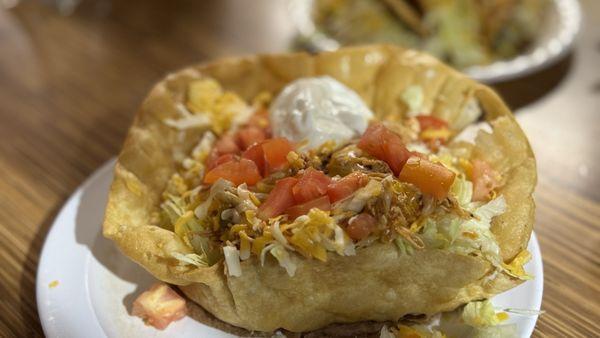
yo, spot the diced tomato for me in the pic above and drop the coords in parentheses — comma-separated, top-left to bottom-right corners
(214, 134, 240, 154)
(358, 123, 411, 175)
(346, 213, 377, 241)
(206, 149, 218, 168)
(292, 168, 332, 204)
(380, 135, 411, 176)
(241, 142, 266, 175)
(248, 108, 270, 127)
(327, 172, 369, 203)
(258, 177, 298, 219)
(263, 126, 273, 139)
(236, 126, 267, 150)
(241, 137, 294, 176)
(246, 108, 272, 138)
(358, 124, 387, 159)
(206, 134, 241, 168)
(398, 157, 456, 199)
(131, 283, 187, 330)
(285, 195, 331, 220)
(261, 138, 294, 174)
(417, 116, 451, 151)
(471, 159, 500, 201)
(416, 115, 448, 130)
(203, 158, 262, 186)
(207, 153, 236, 170)
(206, 151, 219, 170)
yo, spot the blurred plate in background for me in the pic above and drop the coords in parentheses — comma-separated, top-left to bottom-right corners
(289, 0, 581, 83)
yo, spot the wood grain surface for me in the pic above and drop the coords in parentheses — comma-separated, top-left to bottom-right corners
(0, 0, 598, 337)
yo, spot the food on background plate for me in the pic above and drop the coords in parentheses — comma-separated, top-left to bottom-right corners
(311, 0, 547, 69)
(103, 45, 536, 334)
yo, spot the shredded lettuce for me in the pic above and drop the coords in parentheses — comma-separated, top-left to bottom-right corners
(333, 224, 356, 256)
(406, 141, 431, 155)
(335, 179, 383, 212)
(462, 300, 508, 327)
(238, 231, 252, 261)
(194, 179, 233, 219)
(171, 252, 208, 267)
(421, 216, 461, 249)
(455, 97, 482, 130)
(401, 85, 424, 117)
(450, 176, 473, 207)
(394, 237, 415, 255)
(223, 245, 242, 277)
(471, 196, 507, 224)
(173, 211, 198, 239)
(164, 114, 211, 130)
(270, 244, 297, 277)
(220, 208, 241, 223)
(161, 188, 222, 266)
(161, 194, 186, 225)
(435, 300, 516, 338)
(452, 196, 506, 267)
(380, 299, 522, 338)
(164, 173, 188, 196)
(189, 234, 221, 265)
(191, 131, 216, 161)
(260, 243, 277, 267)
(438, 314, 516, 338)
(245, 209, 262, 231)
(271, 220, 294, 250)
(163, 102, 211, 130)
(236, 183, 259, 212)
(419, 195, 507, 272)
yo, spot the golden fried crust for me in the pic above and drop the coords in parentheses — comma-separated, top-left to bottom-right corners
(474, 88, 537, 261)
(102, 45, 536, 332)
(181, 244, 518, 332)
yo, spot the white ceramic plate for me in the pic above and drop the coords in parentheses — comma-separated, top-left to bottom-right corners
(288, 0, 581, 83)
(36, 159, 544, 337)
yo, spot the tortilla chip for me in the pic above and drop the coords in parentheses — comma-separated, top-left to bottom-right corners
(103, 45, 536, 332)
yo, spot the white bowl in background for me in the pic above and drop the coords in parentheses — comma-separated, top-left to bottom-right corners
(288, 0, 581, 83)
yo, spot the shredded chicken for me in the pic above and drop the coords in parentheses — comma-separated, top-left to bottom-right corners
(327, 144, 392, 176)
(367, 176, 423, 243)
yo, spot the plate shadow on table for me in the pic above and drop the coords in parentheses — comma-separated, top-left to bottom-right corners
(491, 52, 574, 111)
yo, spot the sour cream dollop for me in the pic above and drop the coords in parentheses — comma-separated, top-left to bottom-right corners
(269, 76, 373, 149)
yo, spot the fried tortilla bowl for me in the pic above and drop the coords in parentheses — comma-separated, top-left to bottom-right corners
(103, 45, 536, 333)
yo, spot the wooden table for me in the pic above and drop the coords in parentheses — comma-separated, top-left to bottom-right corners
(0, 0, 598, 336)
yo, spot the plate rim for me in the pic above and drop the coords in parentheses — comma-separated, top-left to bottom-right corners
(36, 159, 116, 338)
